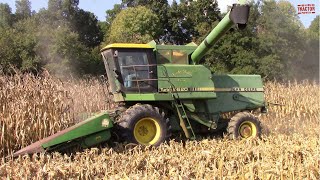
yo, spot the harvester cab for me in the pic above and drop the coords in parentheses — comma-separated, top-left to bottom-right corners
(101, 44, 158, 95)
(14, 0, 267, 157)
(100, 43, 198, 99)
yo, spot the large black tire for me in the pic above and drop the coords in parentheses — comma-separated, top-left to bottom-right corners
(117, 104, 171, 146)
(227, 112, 262, 139)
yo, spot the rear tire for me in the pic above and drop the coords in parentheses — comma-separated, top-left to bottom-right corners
(227, 112, 262, 139)
(118, 104, 171, 146)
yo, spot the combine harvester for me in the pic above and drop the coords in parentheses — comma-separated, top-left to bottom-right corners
(14, 0, 267, 156)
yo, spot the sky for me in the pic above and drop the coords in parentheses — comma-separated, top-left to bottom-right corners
(0, 0, 319, 28)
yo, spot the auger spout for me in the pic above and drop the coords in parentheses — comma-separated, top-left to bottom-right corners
(191, 0, 250, 64)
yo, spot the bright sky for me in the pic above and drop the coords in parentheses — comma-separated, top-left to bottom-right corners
(0, 0, 318, 28)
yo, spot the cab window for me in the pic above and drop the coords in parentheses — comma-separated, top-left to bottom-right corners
(116, 49, 157, 92)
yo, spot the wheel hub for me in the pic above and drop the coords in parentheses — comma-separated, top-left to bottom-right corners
(239, 121, 257, 138)
(133, 118, 161, 145)
(138, 126, 149, 136)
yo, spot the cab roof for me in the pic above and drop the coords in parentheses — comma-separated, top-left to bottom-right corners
(101, 43, 153, 51)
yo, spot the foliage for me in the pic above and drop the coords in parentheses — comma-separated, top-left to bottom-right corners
(0, 17, 40, 73)
(0, 27, 21, 72)
(36, 24, 91, 77)
(108, 6, 161, 43)
(201, 0, 314, 80)
(294, 15, 320, 81)
(0, 0, 104, 76)
(308, 15, 319, 35)
(0, 3, 13, 27)
(0, 0, 318, 80)
(257, 0, 305, 79)
(15, 0, 32, 20)
(72, 9, 103, 48)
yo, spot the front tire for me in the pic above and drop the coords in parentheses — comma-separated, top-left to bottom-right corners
(227, 112, 262, 139)
(118, 104, 170, 146)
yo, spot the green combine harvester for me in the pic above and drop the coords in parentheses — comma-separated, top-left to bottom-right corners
(14, 0, 267, 156)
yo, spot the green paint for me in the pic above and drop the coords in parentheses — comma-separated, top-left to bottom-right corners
(207, 74, 265, 113)
(191, 0, 248, 64)
(157, 64, 216, 99)
(42, 112, 113, 148)
(124, 93, 174, 101)
(149, 40, 197, 64)
(82, 130, 111, 148)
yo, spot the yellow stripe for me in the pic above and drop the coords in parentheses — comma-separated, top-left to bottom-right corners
(198, 87, 215, 91)
(214, 88, 264, 92)
(101, 43, 153, 51)
(159, 87, 264, 92)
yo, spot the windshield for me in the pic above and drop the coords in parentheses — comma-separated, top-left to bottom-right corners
(118, 51, 150, 88)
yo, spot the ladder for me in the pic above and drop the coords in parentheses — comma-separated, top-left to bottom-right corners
(173, 97, 196, 140)
(163, 68, 196, 140)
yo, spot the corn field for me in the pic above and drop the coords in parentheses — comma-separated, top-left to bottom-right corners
(0, 73, 319, 179)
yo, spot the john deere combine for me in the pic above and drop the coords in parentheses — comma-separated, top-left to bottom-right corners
(14, 0, 267, 156)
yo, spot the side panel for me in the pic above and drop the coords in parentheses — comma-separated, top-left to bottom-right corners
(157, 64, 216, 99)
(122, 65, 266, 109)
(180, 74, 266, 130)
(123, 64, 218, 101)
(207, 74, 265, 113)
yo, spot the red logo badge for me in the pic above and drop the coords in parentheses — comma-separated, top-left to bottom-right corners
(297, 4, 316, 14)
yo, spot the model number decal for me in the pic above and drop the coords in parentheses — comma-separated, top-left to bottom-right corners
(231, 87, 258, 92)
(159, 87, 189, 92)
(159, 87, 263, 92)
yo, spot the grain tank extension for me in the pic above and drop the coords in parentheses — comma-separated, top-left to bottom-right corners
(14, 0, 267, 157)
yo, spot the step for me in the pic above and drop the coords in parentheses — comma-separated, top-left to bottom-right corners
(181, 115, 187, 119)
(190, 136, 196, 140)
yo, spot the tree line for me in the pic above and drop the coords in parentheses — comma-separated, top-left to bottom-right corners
(0, 0, 318, 81)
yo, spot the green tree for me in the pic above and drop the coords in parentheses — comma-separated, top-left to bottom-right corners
(0, 17, 40, 73)
(72, 10, 103, 48)
(0, 3, 13, 27)
(103, 4, 123, 44)
(0, 1, 105, 76)
(36, 24, 90, 76)
(0, 28, 21, 72)
(203, 1, 285, 79)
(13, 17, 40, 73)
(122, 0, 170, 43)
(34, 0, 104, 75)
(257, 0, 305, 79)
(308, 15, 319, 35)
(61, 0, 79, 19)
(121, 0, 200, 44)
(205, 0, 306, 80)
(106, 4, 122, 24)
(46, 0, 78, 25)
(166, 0, 193, 44)
(108, 6, 162, 43)
(105, 0, 220, 44)
(181, 0, 221, 42)
(294, 16, 319, 81)
(15, 0, 32, 20)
